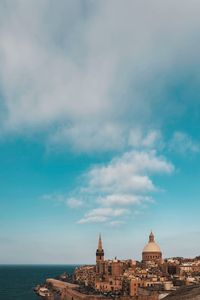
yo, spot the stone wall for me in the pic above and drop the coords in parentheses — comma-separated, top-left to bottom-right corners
(61, 287, 113, 300)
(62, 288, 159, 300)
(164, 285, 200, 300)
(47, 278, 159, 300)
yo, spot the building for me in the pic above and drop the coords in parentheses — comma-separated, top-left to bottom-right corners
(74, 232, 179, 299)
(95, 235, 123, 292)
(44, 232, 200, 300)
(142, 231, 162, 264)
(96, 234, 105, 275)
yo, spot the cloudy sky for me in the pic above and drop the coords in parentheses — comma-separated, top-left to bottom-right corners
(0, 0, 200, 264)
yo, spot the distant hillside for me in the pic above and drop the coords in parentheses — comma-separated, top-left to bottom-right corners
(164, 285, 200, 299)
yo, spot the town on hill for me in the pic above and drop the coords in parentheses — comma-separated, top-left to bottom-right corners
(35, 232, 200, 300)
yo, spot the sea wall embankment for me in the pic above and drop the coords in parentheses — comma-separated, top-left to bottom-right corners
(46, 279, 158, 300)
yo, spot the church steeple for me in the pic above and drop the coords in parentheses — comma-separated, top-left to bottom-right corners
(96, 234, 105, 274)
(98, 234, 103, 250)
(96, 233, 104, 264)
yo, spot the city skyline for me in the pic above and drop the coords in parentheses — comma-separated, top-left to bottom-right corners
(0, 0, 200, 264)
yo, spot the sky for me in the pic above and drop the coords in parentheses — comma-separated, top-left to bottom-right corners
(0, 0, 200, 264)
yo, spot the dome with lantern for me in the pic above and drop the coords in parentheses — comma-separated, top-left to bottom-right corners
(142, 231, 162, 263)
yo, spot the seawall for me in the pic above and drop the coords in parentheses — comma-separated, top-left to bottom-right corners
(46, 279, 159, 300)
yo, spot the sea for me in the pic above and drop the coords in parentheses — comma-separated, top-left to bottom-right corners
(0, 265, 77, 300)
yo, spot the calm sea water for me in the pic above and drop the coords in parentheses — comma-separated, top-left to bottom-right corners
(0, 265, 76, 300)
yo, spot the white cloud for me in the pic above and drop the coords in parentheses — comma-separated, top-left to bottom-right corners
(67, 198, 83, 209)
(42, 194, 83, 209)
(110, 220, 125, 227)
(87, 150, 174, 194)
(97, 194, 151, 207)
(49, 122, 126, 152)
(41, 150, 173, 224)
(170, 132, 200, 154)
(41, 193, 64, 203)
(78, 216, 108, 224)
(0, 1, 200, 151)
(128, 129, 162, 149)
(87, 207, 128, 217)
(78, 207, 128, 224)
(76, 150, 174, 224)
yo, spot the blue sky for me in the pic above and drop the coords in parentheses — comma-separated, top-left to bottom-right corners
(0, 0, 200, 264)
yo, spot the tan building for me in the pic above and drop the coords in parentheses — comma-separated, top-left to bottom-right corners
(75, 265, 95, 287)
(75, 233, 164, 298)
(142, 231, 162, 263)
(129, 277, 142, 296)
(95, 235, 124, 293)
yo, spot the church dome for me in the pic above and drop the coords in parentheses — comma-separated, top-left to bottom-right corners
(143, 231, 161, 253)
(143, 241, 161, 253)
(142, 231, 162, 262)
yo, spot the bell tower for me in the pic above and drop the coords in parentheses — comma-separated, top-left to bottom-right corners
(96, 234, 104, 274)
